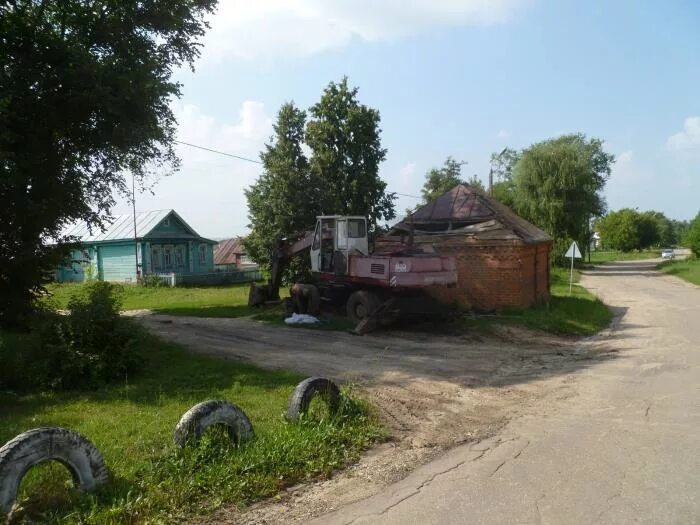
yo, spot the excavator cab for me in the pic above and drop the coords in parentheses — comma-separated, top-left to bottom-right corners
(310, 216, 369, 275)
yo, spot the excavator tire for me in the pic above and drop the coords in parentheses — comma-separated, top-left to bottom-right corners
(346, 290, 380, 326)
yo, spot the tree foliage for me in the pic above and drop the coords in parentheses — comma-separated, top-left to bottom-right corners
(513, 134, 614, 263)
(0, 0, 216, 327)
(685, 212, 700, 258)
(245, 103, 315, 284)
(245, 79, 396, 290)
(421, 157, 465, 202)
(306, 77, 396, 227)
(596, 209, 680, 252)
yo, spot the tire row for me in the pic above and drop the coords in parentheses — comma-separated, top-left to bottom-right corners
(0, 377, 340, 516)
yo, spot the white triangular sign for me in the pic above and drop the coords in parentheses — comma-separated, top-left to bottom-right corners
(565, 241, 582, 259)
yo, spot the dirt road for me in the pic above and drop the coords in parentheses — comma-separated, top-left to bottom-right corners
(140, 283, 620, 523)
(309, 259, 700, 524)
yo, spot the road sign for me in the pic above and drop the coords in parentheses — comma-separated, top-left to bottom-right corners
(565, 241, 582, 259)
(564, 241, 582, 294)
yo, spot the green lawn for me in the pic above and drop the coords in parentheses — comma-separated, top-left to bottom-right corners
(588, 249, 659, 263)
(462, 267, 612, 335)
(0, 331, 384, 523)
(47, 282, 256, 317)
(657, 257, 700, 285)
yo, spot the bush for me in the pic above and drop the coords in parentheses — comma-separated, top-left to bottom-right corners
(140, 273, 168, 287)
(0, 282, 144, 391)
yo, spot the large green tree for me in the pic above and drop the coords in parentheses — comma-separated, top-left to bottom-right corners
(306, 78, 396, 227)
(245, 103, 315, 289)
(684, 212, 700, 258)
(597, 209, 644, 252)
(0, 0, 216, 327)
(421, 157, 465, 202)
(513, 134, 614, 263)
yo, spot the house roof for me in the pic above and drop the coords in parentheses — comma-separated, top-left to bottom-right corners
(62, 209, 214, 243)
(390, 184, 551, 244)
(214, 238, 245, 265)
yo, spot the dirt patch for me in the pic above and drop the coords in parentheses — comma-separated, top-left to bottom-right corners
(137, 314, 612, 524)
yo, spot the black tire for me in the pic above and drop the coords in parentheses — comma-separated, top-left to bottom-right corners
(346, 290, 380, 325)
(0, 427, 109, 515)
(174, 400, 254, 448)
(286, 377, 341, 422)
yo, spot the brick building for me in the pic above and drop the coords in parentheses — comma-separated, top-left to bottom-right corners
(377, 184, 552, 311)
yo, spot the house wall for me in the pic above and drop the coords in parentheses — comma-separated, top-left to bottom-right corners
(424, 241, 551, 311)
(99, 243, 138, 282)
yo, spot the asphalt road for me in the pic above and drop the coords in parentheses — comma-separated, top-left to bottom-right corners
(315, 260, 700, 524)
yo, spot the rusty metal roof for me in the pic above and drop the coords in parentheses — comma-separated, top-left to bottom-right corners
(392, 184, 551, 244)
(214, 238, 245, 265)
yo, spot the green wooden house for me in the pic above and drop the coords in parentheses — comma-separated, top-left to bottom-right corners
(57, 210, 217, 283)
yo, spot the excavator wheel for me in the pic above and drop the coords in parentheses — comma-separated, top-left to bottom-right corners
(346, 290, 380, 326)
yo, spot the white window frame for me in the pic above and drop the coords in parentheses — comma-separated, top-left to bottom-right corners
(199, 244, 207, 264)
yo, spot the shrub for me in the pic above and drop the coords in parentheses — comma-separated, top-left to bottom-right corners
(140, 273, 168, 287)
(0, 282, 144, 391)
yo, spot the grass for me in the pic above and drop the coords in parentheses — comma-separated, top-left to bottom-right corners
(657, 257, 700, 285)
(462, 267, 612, 336)
(0, 330, 384, 523)
(588, 249, 659, 263)
(47, 282, 256, 317)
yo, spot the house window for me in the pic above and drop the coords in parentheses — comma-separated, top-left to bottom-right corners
(175, 247, 184, 267)
(151, 247, 161, 268)
(164, 248, 172, 269)
(199, 244, 207, 264)
(162, 217, 170, 227)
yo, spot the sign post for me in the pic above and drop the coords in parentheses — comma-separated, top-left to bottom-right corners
(564, 241, 582, 294)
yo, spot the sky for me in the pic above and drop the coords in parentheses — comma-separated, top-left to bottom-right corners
(116, 0, 700, 239)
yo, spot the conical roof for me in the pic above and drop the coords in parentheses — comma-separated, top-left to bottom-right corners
(392, 184, 551, 244)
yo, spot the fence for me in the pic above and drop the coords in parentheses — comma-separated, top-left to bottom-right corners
(152, 268, 261, 287)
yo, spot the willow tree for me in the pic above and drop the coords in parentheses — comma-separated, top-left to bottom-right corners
(514, 134, 614, 263)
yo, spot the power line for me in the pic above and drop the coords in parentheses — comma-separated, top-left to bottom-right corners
(173, 139, 424, 199)
(174, 140, 262, 164)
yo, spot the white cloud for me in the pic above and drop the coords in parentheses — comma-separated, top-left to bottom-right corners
(666, 117, 700, 153)
(201, 0, 523, 62)
(496, 129, 509, 139)
(117, 101, 273, 238)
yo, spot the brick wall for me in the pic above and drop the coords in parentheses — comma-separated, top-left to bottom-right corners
(428, 241, 551, 311)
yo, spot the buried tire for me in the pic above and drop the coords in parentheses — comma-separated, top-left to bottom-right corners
(174, 400, 254, 448)
(0, 427, 109, 515)
(286, 377, 341, 422)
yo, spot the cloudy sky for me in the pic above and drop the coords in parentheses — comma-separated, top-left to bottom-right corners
(117, 0, 700, 238)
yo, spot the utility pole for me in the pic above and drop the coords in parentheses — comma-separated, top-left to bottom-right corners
(132, 173, 139, 282)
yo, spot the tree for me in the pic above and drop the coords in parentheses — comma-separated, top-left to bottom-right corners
(489, 147, 520, 208)
(597, 209, 643, 252)
(0, 0, 216, 327)
(421, 157, 465, 202)
(684, 212, 700, 258)
(245, 103, 315, 290)
(513, 134, 614, 263)
(306, 78, 396, 228)
(465, 174, 485, 192)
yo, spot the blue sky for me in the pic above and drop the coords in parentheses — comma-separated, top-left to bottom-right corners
(118, 0, 700, 238)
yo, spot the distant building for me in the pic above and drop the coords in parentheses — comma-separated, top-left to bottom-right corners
(378, 184, 552, 311)
(56, 210, 217, 283)
(213, 238, 258, 271)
